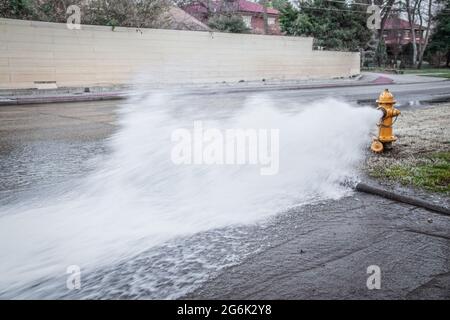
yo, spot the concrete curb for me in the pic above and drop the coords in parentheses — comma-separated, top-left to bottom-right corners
(1, 78, 448, 106)
(205, 78, 449, 96)
(355, 182, 450, 216)
(0, 80, 369, 106)
(0, 92, 124, 106)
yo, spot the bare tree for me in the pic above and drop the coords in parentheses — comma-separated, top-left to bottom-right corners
(360, 0, 400, 67)
(404, 0, 439, 68)
(261, 0, 268, 35)
(417, 0, 434, 68)
(175, 0, 239, 21)
(379, 0, 396, 37)
(405, 0, 426, 67)
(2, 0, 171, 29)
(85, 0, 171, 29)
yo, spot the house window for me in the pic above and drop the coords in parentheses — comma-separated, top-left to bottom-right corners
(267, 17, 275, 25)
(242, 15, 252, 28)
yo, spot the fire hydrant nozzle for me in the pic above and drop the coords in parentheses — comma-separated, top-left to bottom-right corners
(371, 89, 401, 153)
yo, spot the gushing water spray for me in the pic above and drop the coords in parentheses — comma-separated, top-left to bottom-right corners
(0, 91, 379, 298)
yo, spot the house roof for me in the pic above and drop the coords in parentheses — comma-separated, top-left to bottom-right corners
(162, 6, 210, 31)
(183, 0, 279, 17)
(238, 0, 279, 15)
(384, 17, 422, 30)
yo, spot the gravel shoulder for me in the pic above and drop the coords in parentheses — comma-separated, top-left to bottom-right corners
(364, 103, 450, 200)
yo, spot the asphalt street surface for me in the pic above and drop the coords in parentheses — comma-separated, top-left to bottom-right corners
(0, 80, 449, 299)
(189, 77, 450, 106)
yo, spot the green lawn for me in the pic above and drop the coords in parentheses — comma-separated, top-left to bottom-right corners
(362, 67, 450, 78)
(403, 68, 450, 78)
(422, 73, 450, 78)
(371, 152, 450, 194)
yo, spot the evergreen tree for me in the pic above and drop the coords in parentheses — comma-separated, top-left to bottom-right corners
(279, 0, 372, 51)
(427, 0, 450, 67)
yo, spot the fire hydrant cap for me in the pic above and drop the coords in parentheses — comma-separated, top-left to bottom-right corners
(377, 89, 396, 104)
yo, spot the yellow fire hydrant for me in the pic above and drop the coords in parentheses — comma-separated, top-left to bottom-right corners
(371, 89, 401, 153)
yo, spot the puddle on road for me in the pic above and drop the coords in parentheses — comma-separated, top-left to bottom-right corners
(357, 95, 450, 110)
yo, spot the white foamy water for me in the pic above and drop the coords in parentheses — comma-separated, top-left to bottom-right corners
(0, 91, 379, 298)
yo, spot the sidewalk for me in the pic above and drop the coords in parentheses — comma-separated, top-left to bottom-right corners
(0, 72, 447, 106)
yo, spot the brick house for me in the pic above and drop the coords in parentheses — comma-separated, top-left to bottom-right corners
(182, 0, 281, 35)
(382, 17, 425, 63)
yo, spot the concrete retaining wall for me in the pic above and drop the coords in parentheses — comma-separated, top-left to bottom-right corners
(0, 18, 360, 89)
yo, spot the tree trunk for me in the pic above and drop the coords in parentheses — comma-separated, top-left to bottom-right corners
(375, 0, 395, 67)
(447, 50, 450, 67)
(379, 0, 395, 37)
(406, 0, 418, 68)
(262, 0, 268, 35)
(417, 0, 432, 69)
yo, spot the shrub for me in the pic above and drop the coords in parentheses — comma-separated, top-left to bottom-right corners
(0, 0, 171, 29)
(208, 15, 250, 33)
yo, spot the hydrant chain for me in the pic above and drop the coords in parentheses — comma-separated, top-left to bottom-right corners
(377, 116, 398, 128)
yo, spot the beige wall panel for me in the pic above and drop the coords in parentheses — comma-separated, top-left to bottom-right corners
(0, 18, 360, 89)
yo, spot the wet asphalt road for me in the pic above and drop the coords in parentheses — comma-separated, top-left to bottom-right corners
(189, 78, 450, 106)
(187, 194, 450, 299)
(0, 81, 449, 299)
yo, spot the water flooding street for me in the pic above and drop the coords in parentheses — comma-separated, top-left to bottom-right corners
(0, 87, 449, 299)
